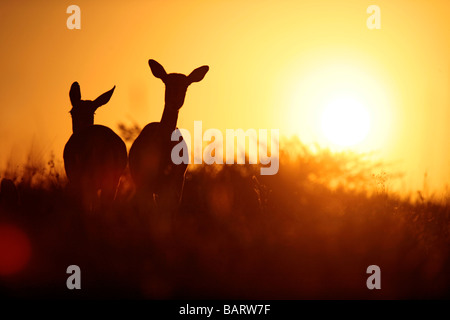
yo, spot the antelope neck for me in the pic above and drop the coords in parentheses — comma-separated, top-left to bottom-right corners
(160, 105, 179, 133)
(72, 120, 93, 134)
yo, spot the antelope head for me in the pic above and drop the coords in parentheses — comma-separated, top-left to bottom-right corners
(69, 81, 115, 133)
(148, 59, 209, 111)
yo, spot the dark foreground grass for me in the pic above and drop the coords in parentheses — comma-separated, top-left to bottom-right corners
(0, 140, 449, 299)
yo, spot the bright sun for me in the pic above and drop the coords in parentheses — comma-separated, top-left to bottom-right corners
(284, 59, 392, 152)
(320, 95, 371, 147)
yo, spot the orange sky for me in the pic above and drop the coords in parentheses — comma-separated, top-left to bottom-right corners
(0, 0, 449, 197)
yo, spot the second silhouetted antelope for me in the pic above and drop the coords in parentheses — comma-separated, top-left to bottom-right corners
(129, 59, 209, 213)
(64, 82, 127, 210)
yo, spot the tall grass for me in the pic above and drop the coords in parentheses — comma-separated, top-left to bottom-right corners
(0, 138, 449, 299)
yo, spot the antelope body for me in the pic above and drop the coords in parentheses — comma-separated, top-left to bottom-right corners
(64, 82, 127, 209)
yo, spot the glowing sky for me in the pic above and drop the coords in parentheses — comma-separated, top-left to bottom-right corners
(0, 0, 449, 196)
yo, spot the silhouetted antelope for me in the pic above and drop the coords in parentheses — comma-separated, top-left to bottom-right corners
(129, 59, 209, 214)
(64, 82, 127, 210)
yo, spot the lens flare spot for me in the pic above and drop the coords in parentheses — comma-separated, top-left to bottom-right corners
(0, 224, 32, 276)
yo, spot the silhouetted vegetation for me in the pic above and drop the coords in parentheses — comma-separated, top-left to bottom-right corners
(0, 138, 449, 299)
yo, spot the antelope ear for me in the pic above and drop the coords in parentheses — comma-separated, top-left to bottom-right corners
(187, 65, 209, 84)
(69, 82, 81, 106)
(148, 59, 167, 81)
(93, 86, 115, 108)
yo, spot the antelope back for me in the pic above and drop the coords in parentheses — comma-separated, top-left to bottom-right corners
(64, 125, 127, 189)
(129, 123, 187, 192)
